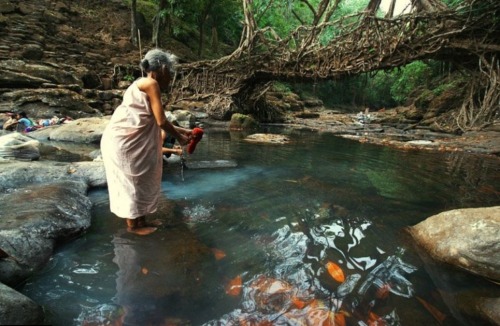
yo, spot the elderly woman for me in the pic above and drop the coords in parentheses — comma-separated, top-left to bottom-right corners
(101, 48, 191, 235)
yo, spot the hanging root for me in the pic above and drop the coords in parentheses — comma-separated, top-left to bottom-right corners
(456, 55, 500, 131)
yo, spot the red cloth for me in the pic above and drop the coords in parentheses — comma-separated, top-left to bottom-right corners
(187, 128, 204, 154)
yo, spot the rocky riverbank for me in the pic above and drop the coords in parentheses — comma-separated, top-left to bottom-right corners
(282, 108, 500, 157)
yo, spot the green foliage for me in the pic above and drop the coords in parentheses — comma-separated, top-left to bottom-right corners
(442, 0, 463, 7)
(390, 61, 432, 104)
(123, 0, 157, 22)
(364, 71, 398, 108)
(292, 60, 449, 109)
(123, 74, 135, 82)
(272, 82, 292, 94)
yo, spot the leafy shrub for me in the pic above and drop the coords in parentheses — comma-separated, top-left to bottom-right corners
(390, 61, 432, 104)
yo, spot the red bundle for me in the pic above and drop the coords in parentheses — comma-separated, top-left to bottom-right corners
(187, 127, 204, 154)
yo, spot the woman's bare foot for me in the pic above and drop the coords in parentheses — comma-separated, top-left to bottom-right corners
(127, 226, 157, 235)
(126, 218, 157, 235)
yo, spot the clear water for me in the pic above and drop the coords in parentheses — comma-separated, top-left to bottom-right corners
(21, 127, 500, 326)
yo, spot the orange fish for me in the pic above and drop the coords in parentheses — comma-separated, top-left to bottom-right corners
(141, 267, 149, 275)
(239, 318, 273, 326)
(367, 311, 386, 326)
(326, 261, 345, 283)
(416, 296, 446, 324)
(291, 296, 307, 309)
(334, 312, 346, 326)
(225, 275, 242, 296)
(306, 307, 336, 326)
(212, 248, 226, 260)
(376, 283, 391, 299)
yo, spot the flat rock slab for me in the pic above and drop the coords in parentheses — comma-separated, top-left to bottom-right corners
(244, 133, 290, 144)
(186, 160, 237, 169)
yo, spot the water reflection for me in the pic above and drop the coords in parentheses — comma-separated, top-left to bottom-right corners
(204, 207, 419, 325)
(75, 214, 221, 325)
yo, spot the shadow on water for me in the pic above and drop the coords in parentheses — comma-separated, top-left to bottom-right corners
(20, 128, 500, 325)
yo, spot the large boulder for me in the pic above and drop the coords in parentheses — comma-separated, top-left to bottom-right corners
(0, 132, 40, 160)
(29, 117, 109, 144)
(0, 60, 82, 87)
(0, 88, 96, 119)
(229, 113, 259, 130)
(0, 160, 106, 192)
(408, 206, 500, 281)
(0, 180, 92, 285)
(0, 282, 44, 325)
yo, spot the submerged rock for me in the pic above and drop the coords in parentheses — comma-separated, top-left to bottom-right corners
(244, 133, 290, 144)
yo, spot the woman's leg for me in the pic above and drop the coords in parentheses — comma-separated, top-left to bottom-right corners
(137, 216, 162, 227)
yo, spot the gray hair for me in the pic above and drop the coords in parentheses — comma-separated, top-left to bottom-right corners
(140, 48, 178, 74)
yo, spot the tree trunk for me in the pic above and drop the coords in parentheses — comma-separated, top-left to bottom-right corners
(152, 0, 168, 47)
(198, 22, 204, 57)
(130, 0, 138, 46)
(211, 26, 218, 53)
(385, 0, 397, 18)
(365, 0, 382, 15)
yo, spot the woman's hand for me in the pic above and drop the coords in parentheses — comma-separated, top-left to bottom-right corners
(176, 133, 190, 146)
(173, 126, 192, 146)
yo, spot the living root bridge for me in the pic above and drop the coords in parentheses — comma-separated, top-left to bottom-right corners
(170, 0, 500, 129)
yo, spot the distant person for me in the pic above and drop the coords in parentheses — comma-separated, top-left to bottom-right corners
(3, 112, 18, 131)
(16, 111, 37, 132)
(100, 48, 192, 236)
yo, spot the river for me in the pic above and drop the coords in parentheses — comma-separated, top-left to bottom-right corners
(21, 127, 500, 325)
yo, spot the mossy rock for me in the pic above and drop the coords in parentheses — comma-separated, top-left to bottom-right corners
(229, 113, 259, 130)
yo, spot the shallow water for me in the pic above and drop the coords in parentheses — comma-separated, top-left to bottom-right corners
(21, 127, 500, 325)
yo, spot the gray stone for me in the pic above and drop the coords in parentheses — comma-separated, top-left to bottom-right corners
(244, 133, 290, 144)
(22, 44, 44, 60)
(0, 160, 106, 192)
(0, 133, 40, 161)
(0, 88, 95, 119)
(408, 206, 500, 281)
(0, 69, 48, 88)
(172, 109, 196, 129)
(0, 60, 82, 86)
(230, 113, 259, 130)
(0, 282, 44, 325)
(29, 117, 109, 143)
(477, 297, 500, 325)
(0, 180, 92, 285)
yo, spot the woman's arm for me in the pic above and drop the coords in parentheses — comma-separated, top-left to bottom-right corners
(140, 78, 190, 146)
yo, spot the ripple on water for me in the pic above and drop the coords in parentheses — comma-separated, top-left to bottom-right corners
(204, 206, 419, 325)
(182, 204, 216, 224)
